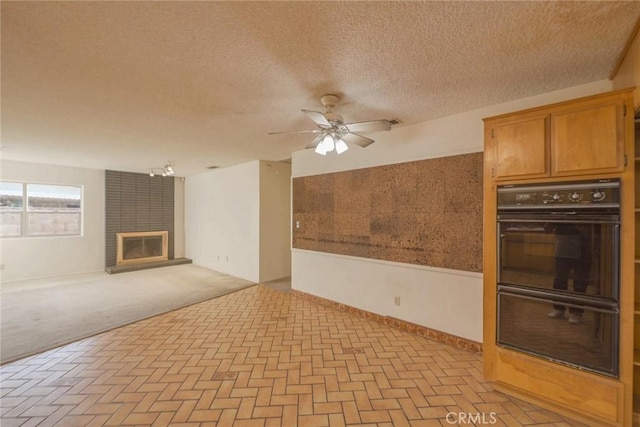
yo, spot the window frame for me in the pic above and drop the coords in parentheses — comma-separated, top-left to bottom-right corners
(0, 181, 83, 238)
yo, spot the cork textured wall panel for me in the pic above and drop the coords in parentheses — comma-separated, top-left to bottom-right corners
(292, 152, 483, 272)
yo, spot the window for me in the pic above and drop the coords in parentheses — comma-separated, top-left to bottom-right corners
(0, 182, 23, 237)
(0, 182, 82, 237)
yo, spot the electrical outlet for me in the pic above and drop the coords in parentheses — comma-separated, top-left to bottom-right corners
(394, 296, 401, 306)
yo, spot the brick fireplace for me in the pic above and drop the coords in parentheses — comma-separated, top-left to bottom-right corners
(105, 170, 191, 274)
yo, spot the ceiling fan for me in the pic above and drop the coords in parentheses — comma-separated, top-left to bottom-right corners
(269, 94, 399, 155)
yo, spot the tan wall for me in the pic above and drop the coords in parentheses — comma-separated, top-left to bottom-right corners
(259, 161, 292, 282)
(612, 25, 640, 108)
(174, 178, 185, 258)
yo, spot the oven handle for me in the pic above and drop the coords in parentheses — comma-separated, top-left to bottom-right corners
(613, 222, 620, 300)
(498, 285, 619, 312)
(497, 217, 619, 224)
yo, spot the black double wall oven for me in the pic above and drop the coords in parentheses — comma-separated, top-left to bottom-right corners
(496, 179, 620, 377)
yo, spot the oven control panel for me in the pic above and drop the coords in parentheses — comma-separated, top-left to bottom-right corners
(498, 179, 620, 209)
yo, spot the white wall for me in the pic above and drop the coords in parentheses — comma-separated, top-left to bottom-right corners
(259, 161, 292, 282)
(293, 250, 482, 340)
(0, 160, 105, 284)
(185, 161, 261, 282)
(291, 79, 614, 343)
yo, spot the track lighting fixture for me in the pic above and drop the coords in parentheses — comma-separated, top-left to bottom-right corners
(148, 162, 175, 177)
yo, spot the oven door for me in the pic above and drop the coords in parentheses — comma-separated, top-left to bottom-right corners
(497, 211, 619, 301)
(497, 285, 619, 377)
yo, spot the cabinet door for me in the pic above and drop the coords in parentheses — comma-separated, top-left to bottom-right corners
(493, 116, 548, 180)
(551, 100, 625, 176)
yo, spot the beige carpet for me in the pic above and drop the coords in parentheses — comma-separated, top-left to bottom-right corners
(0, 264, 256, 364)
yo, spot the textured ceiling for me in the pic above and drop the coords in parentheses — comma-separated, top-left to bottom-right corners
(2, 1, 639, 176)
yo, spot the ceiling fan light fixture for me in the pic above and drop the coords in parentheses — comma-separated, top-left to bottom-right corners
(335, 139, 349, 154)
(322, 134, 335, 152)
(315, 144, 328, 156)
(315, 135, 333, 155)
(269, 94, 396, 155)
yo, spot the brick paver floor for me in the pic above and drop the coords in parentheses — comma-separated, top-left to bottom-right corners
(0, 285, 584, 426)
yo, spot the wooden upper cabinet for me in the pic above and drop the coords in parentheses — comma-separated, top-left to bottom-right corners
(551, 100, 625, 176)
(485, 90, 630, 182)
(492, 116, 548, 180)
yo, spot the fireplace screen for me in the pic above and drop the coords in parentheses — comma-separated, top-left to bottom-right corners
(116, 231, 168, 265)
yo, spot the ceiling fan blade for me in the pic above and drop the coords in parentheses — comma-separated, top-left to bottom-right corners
(268, 129, 322, 135)
(301, 109, 331, 127)
(345, 119, 392, 133)
(341, 132, 375, 148)
(306, 133, 325, 149)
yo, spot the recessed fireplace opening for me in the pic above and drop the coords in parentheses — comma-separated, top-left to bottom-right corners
(116, 231, 168, 265)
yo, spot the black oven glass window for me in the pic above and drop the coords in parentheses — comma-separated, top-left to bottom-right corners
(498, 221, 618, 301)
(497, 291, 618, 376)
